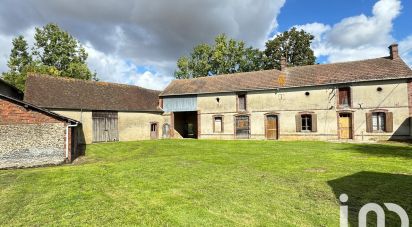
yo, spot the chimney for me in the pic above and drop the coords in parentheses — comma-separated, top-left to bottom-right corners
(389, 43, 399, 59)
(280, 56, 287, 71)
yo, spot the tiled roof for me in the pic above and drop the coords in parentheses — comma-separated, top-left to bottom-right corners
(24, 74, 162, 112)
(160, 56, 412, 96)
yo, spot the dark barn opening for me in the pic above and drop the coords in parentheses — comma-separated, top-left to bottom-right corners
(173, 111, 198, 138)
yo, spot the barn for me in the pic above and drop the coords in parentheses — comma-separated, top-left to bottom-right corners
(24, 74, 169, 144)
(0, 79, 80, 169)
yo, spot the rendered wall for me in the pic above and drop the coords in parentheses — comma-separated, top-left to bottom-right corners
(195, 80, 411, 141)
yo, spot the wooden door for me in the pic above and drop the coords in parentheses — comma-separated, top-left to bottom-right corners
(266, 115, 278, 140)
(150, 123, 158, 139)
(339, 113, 352, 139)
(92, 111, 118, 142)
(235, 115, 250, 139)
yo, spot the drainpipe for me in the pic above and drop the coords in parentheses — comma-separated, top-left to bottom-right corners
(66, 122, 79, 161)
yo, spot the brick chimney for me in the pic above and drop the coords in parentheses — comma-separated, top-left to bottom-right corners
(280, 56, 287, 71)
(389, 43, 399, 59)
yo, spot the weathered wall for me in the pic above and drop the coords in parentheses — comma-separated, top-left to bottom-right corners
(53, 110, 169, 143)
(0, 123, 66, 169)
(195, 80, 411, 141)
(52, 110, 93, 144)
(118, 112, 168, 141)
(0, 97, 67, 169)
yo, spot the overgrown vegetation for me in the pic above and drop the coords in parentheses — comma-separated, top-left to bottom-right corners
(0, 140, 411, 226)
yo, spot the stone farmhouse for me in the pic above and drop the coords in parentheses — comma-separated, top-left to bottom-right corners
(1, 43, 411, 168)
(160, 44, 412, 141)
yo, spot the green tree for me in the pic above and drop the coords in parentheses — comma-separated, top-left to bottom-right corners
(2, 36, 32, 91)
(264, 27, 316, 70)
(2, 23, 96, 91)
(174, 34, 264, 79)
(33, 23, 94, 79)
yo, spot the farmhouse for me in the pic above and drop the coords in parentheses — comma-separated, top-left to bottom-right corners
(0, 79, 80, 169)
(19, 43, 412, 145)
(160, 44, 412, 141)
(24, 75, 169, 144)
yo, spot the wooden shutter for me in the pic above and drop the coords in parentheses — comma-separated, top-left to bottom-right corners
(385, 112, 393, 132)
(311, 114, 318, 132)
(295, 114, 301, 132)
(365, 113, 372, 133)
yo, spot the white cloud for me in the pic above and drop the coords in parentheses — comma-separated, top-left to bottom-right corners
(293, 0, 405, 64)
(85, 43, 171, 90)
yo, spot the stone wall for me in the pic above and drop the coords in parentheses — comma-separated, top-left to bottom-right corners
(0, 123, 66, 169)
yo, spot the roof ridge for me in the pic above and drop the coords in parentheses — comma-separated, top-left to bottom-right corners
(27, 73, 161, 93)
(173, 68, 282, 82)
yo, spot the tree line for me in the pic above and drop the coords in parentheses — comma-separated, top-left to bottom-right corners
(174, 28, 316, 79)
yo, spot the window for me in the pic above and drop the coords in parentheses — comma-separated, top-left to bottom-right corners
(238, 94, 246, 111)
(372, 112, 386, 132)
(301, 114, 312, 131)
(213, 116, 223, 133)
(296, 113, 317, 132)
(338, 87, 351, 107)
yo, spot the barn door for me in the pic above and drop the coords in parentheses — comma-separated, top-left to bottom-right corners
(92, 111, 119, 142)
(235, 115, 250, 139)
(266, 115, 278, 140)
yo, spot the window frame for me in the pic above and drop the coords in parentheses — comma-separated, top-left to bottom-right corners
(338, 87, 352, 108)
(213, 115, 224, 133)
(237, 93, 247, 112)
(301, 114, 312, 132)
(372, 112, 386, 132)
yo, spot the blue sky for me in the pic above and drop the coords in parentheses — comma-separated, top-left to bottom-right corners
(277, 0, 411, 40)
(0, 0, 411, 90)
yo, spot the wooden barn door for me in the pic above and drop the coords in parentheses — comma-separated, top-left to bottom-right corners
(266, 115, 278, 140)
(235, 115, 250, 139)
(92, 111, 119, 142)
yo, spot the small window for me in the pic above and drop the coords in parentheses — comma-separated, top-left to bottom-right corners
(238, 94, 246, 111)
(372, 112, 386, 132)
(338, 87, 351, 107)
(301, 114, 312, 131)
(213, 116, 223, 133)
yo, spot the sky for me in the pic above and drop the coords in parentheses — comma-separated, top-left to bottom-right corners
(0, 0, 411, 90)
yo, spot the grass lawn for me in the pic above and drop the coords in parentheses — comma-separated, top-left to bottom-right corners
(0, 140, 411, 226)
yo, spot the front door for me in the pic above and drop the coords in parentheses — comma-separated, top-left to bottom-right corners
(339, 113, 353, 139)
(150, 123, 158, 139)
(266, 115, 278, 140)
(235, 115, 250, 139)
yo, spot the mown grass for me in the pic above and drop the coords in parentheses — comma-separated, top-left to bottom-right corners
(0, 140, 411, 226)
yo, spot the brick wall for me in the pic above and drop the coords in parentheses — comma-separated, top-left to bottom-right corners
(0, 99, 61, 125)
(0, 97, 69, 169)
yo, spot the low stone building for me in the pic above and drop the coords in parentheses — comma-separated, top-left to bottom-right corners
(24, 74, 169, 144)
(160, 44, 412, 142)
(0, 94, 80, 169)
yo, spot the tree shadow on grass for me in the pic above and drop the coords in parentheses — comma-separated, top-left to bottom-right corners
(336, 143, 412, 159)
(328, 171, 412, 226)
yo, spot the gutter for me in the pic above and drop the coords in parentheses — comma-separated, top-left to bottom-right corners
(65, 121, 79, 161)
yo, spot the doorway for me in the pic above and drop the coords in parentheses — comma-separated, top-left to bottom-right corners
(266, 115, 279, 140)
(150, 123, 158, 139)
(173, 111, 198, 138)
(339, 113, 353, 139)
(235, 115, 250, 139)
